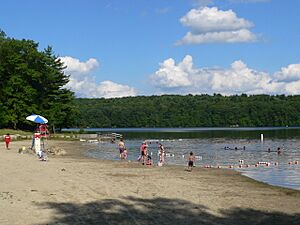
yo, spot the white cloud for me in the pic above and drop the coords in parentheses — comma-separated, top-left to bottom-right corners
(67, 78, 136, 98)
(151, 55, 300, 95)
(177, 29, 256, 45)
(151, 56, 193, 88)
(95, 81, 136, 99)
(180, 7, 252, 33)
(284, 80, 300, 95)
(178, 7, 257, 44)
(61, 56, 136, 98)
(60, 56, 99, 77)
(274, 63, 300, 82)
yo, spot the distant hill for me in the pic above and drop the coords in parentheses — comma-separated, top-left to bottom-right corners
(72, 94, 300, 128)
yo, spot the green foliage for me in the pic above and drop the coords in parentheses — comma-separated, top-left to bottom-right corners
(74, 94, 300, 128)
(0, 30, 77, 130)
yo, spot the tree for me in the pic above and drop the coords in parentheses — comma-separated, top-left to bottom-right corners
(0, 30, 76, 130)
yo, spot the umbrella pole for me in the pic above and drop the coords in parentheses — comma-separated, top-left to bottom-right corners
(41, 137, 44, 151)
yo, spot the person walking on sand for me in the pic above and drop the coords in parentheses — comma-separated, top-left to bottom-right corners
(4, 133, 11, 150)
(187, 151, 195, 172)
(118, 139, 125, 160)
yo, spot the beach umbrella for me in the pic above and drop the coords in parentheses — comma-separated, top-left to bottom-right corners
(26, 114, 48, 124)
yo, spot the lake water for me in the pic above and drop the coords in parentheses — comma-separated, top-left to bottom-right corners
(71, 127, 300, 190)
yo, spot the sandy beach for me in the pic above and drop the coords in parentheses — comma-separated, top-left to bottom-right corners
(0, 139, 299, 225)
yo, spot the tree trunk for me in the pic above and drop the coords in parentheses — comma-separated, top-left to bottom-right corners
(52, 124, 56, 134)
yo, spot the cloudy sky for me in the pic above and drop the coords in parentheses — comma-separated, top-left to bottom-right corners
(1, 0, 300, 98)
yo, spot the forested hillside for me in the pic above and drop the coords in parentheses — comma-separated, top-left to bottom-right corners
(74, 94, 300, 128)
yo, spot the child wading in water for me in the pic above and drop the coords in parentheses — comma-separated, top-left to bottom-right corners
(118, 139, 125, 160)
(123, 148, 128, 160)
(187, 151, 195, 172)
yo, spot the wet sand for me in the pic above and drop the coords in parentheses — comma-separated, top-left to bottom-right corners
(0, 139, 299, 225)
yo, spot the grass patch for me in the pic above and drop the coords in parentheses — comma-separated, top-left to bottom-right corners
(0, 129, 32, 136)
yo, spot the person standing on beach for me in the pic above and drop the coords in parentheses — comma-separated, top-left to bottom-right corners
(4, 133, 11, 150)
(118, 139, 125, 159)
(187, 152, 195, 172)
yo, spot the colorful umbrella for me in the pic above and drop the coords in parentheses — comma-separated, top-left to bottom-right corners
(26, 114, 48, 124)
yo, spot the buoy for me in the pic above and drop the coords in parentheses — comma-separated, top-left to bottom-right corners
(258, 161, 269, 165)
(182, 155, 185, 158)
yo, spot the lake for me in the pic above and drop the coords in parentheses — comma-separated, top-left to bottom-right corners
(64, 127, 300, 190)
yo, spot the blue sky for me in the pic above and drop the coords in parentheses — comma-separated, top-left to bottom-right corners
(1, 0, 300, 98)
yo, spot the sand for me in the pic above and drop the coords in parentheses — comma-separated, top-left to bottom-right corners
(0, 139, 299, 225)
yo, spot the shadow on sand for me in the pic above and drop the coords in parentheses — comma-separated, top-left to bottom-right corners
(38, 196, 299, 225)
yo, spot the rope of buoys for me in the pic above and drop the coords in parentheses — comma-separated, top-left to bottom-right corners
(143, 153, 299, 168)
(199, 160, 300, 169)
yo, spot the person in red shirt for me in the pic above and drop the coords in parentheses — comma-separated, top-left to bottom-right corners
(4, 133, 11, 150)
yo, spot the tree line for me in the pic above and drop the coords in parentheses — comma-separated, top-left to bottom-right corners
(74, 94, 300, 128)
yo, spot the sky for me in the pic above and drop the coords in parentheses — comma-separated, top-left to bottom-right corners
(1, 0, 300, 98)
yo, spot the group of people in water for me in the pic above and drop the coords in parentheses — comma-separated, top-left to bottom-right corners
(268, 147, 284, 155)
(117, 139, 196, 170)
(225, 145, 284, 155)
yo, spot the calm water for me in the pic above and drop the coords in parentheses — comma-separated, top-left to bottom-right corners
(80, 127, 300, 190)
